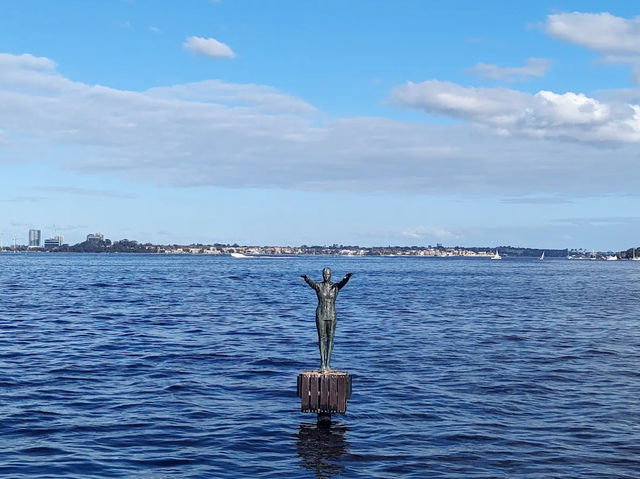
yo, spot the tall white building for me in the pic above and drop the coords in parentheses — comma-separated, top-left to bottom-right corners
(28, 229, 41, 247)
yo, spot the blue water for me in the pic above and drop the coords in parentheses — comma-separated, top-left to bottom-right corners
(1, 254, 639, 478)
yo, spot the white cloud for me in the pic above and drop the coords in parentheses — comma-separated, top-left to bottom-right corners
(2, 53, 640, 198)
(391, 80, 640, 142)
(183, 36, 235, 59)
(546, 12, 640, 54)
(391, 80, 528, 123)
(534, 90, 610, 125)
(546, 12, 640, 84)
(467, 58, 551, 81)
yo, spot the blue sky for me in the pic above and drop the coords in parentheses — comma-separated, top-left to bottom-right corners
(2, 0, 640, 249)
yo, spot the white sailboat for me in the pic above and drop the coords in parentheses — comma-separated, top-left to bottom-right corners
(605, 254, 618, 261)
(490, 250, 501, 260)
(632, 249, 640, 261)
(539, 251, 544, 260)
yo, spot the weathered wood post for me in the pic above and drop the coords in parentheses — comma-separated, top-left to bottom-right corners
(298, 268, 354, 427)
(297, 370, 352, 426)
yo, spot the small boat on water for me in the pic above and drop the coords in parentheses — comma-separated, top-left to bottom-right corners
(632, 249, 640, 261)
(229, 252, 291, 259)
(490, 250, 501, 260)
(606, 255, 618, 261)
(539, 251, 544, 260)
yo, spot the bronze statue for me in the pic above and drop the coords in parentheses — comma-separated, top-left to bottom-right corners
(301, 268, 353, 371)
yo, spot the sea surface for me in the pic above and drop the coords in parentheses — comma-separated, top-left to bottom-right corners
(1, 253, 639, 478)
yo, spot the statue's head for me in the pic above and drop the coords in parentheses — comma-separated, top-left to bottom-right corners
(322, 268, 331, 281)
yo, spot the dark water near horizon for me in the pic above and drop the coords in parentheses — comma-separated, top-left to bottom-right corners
(1, 254, 639, 478)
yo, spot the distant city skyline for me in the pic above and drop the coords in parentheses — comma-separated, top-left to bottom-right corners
(2, 1, 640, 250)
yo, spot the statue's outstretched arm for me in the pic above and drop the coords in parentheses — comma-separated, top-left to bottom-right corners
(301, 274, 319, 291)
(336, 272, 353, 290)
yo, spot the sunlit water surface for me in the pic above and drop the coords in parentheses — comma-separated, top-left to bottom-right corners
(1, 254, 639, 478)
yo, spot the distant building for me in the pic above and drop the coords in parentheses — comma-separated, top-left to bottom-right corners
(28, 229, 41, 247)
(44, 236, 64, 249)
(86, 233, 104, 243)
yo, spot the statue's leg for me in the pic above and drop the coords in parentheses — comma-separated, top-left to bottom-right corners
(326, 320, 336, 370)
(316, 317, 326, 370)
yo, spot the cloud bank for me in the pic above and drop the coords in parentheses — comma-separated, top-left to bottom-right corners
(1, 53, 640, 197)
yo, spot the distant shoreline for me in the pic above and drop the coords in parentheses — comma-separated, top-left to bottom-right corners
(0, 241, 633, 259)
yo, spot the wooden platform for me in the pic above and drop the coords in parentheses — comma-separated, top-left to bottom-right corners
(296, 370, 352, 413)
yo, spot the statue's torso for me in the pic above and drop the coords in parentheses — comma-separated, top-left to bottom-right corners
(315, 282, 338, 321)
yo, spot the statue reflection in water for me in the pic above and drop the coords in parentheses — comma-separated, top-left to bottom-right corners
(296, 421, 349, 478)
